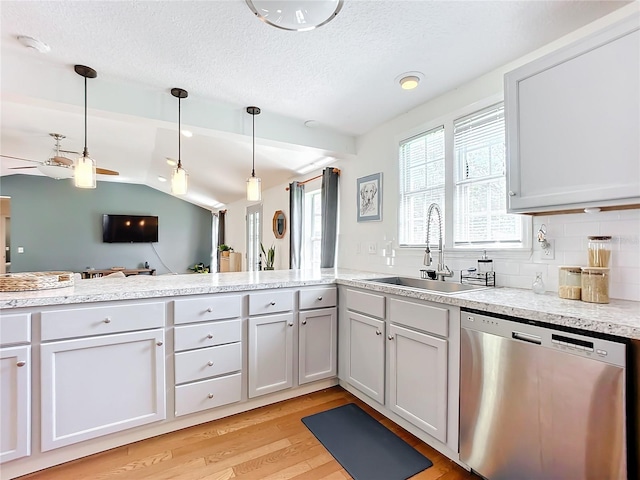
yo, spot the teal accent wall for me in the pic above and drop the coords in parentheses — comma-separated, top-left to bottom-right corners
(0, 175, 212, 274)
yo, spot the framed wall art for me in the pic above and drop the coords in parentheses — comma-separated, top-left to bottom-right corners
(357, 172, 382, 222)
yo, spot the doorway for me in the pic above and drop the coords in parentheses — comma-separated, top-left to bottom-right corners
(0, 197, 11, 274)
(246, 204, 262, 272)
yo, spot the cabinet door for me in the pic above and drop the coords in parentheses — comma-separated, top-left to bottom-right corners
(505, 18, 640, 213)
(0, 346, 30, 463)
(41, 329, 166, 451)
(299, 308, 337, 385)
(248, 313, 294, 398)
(347, 311, 385, 404)
(388, 324, 448, 443)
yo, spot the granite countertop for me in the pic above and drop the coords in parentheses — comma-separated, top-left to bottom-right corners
(1, 269, 639, 339)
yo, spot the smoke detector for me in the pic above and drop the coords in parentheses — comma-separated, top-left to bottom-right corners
(17, 36, 50, 53)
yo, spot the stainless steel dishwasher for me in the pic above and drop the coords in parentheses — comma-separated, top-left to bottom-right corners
(460, 308, 628, 480)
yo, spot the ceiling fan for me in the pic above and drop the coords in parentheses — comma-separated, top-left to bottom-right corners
(2, 133, 119, 179)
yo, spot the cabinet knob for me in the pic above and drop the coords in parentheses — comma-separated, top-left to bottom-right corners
(388, 335, 394, 340)
(375, 330, 382, 335)
(317, 296, 323, 301)
(206, 307, 213, 313)
(103, 317, 112, 323)
(207, 361, 214, 367)
(16, 360, 26, 367)
(206, 333, 214, 339)
(208, 393, 214, 399)
(508, 191, 516, 196)
(288, 322, 294, 327)
(156, 341, 163, 346)
(270, 301, 276, 306)
(301, 320, 307, 325)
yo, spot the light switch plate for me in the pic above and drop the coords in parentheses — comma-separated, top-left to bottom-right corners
(368, 242, 377, 254)
(17, 246, 24, 254)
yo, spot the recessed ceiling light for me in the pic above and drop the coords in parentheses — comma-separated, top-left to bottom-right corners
(181, 129, 193, 138)
(17, 35, 50, 53)
(395, 71, 425, 90)
(158, 176, 167, 182)
(166, 158, 177, 166)
(304, 120, 319, 128)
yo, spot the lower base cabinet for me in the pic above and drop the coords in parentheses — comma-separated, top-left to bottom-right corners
(299, 308, 337, 385)
(388, 324, 448, 443)
(0, 346, 30, 463)
(40, 329, 166, 451)
(347, 311, 385, 403)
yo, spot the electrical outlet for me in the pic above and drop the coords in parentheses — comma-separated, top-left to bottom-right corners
(543, 240, 555, 259)
(18, 246, 24, 254)
(534, 240, 554, 262)
(356, 243, 362, 254)
(368, 242, 377, 254)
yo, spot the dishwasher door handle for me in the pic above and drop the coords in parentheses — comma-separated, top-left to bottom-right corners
(512, 331, 542, 345)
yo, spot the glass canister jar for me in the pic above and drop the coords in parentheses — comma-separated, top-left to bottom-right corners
(558, 266, 581, 300)
(588, 236, 612, 267)
(581, 267, 610, 304)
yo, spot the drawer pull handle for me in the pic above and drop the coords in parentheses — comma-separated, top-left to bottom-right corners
(16, 361, 26, 367)
(508, 191, 516, 196)
(208, 393, 214, 399)
(388, 335, 394, 340)
(207, 334, 214, 339)
(317, 296, 323, 301)
(206, 307, 213, 313)
(301, 320, 307, 325)
(270, 301, 276, 306)
(104, 317, 112, 324)
(207, 361, 214, 366)
(375, 330, 382, 335)
(156, 341, 163, 346)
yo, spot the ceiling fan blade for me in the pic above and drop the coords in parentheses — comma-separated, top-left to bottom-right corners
(96, 167, 119, 176)
(59, 149, 81, 155)
(1, 154, 40, 164)
(8, 166, 38, 170)
(51, 156, 74, 166)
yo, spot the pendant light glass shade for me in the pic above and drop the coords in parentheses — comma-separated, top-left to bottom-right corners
(74, 65, 98, 189)
(246, 106, 262, 202)
(75, 153, 96, 188)
(170, 88, 189, 195)
(246, 0, 343, 31)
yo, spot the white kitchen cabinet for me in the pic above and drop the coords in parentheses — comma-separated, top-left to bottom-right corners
(40, 329, 166, 451)
(298, 308, 337, 385)
(0, 345, 30, 463)
(248, 313, 294, 398)
(387, 324, 448, 443)
(347, 311, 385, 404)
(505, 15, 640, 213)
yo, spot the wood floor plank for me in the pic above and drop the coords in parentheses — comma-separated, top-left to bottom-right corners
(16, 387, 479, 480)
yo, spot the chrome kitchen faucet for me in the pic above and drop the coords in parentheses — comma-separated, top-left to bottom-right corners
(424, 203, 453, 281)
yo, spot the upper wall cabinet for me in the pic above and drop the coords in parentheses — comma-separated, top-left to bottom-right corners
(505, 15, 640, 213)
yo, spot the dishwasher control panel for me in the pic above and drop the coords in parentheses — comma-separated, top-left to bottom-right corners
(462, 311, 626, 367)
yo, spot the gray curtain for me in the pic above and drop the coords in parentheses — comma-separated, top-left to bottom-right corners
(289, 181, 304, 269)
(320, 168, 339, 268)
(216, 210, 226, 272)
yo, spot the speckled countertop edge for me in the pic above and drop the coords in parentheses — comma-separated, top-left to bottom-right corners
(1, 269, 639, 339)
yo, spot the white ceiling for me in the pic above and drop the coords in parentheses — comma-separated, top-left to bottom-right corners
(0, 0, 628, 209)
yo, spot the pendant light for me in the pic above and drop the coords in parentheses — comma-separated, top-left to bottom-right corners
(246, 0, 343, 31)
(171, 88, 188, 195)
(74, 65, 97, 188)
(246, 106, 261, 202)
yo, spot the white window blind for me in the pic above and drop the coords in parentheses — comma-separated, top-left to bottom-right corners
(399, 127, 445, 246)
(453, 103, 521, 245)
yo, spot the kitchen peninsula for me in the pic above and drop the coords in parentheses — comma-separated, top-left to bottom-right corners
(1, 269, 639, 480)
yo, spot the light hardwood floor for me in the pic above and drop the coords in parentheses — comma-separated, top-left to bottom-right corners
(19, 386, 479, 480)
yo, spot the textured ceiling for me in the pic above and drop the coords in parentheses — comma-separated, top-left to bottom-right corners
(0, 0, 629, 208)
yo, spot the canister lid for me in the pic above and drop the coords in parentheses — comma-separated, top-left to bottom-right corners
(581, 267, 610, 273)
(588, 235, 611, 241)
(559, 266, 582, 273)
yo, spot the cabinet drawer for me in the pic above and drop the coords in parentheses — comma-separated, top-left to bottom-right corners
(346, 289, 385, 319)
(0, 313, 30, 346)
(249, 290, 294, 316)
(390, 298, 448, 337)
(175, 342, 241, 384)
(175, 372, 241, 417)
(174, 319, 241, 352)
(299, 287, 337, 310)
(174, 295, 242, 325)
(41, 302, 165, 341)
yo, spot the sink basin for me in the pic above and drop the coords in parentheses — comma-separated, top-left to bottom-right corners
(362, 276, 488, 294)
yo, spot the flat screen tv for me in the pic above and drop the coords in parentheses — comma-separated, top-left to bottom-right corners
(102, 214, 158, 243)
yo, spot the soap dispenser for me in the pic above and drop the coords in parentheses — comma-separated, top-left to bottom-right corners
(478, 250, 493, 274)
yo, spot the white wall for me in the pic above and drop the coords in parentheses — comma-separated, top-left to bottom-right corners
(225, 5, 640, 301)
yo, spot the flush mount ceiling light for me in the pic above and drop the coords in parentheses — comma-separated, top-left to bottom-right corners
(17, 35, 50, 53)
(74, 65, 98, 188)
(246, 106, 262, 202)
(396, 71, 425, 90)
(170, 88, 189, 195)
(246, 0, 343, 31)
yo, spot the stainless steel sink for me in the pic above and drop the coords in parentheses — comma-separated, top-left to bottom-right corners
(362, 276, 488, 294)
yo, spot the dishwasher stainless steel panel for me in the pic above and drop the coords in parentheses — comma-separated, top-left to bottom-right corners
(460, 310, 627, 480)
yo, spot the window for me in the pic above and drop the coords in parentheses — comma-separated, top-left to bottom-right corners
(302, 189, 322, 269)
(398, 127, 445, 246)
(246, 204, 262, 271)
(453, 103, 521, 246)
(398, 101, 528, 250)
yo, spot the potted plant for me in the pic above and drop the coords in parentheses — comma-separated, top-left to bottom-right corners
(218, 244, 233, 257)
(189, 262, 209, 274)
(260, 243, 275, 270)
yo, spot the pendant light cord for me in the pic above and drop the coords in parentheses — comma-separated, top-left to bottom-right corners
(83, 76, 88, 157)
(251, 112, 255, 177)
(177, 97, 182, 170)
